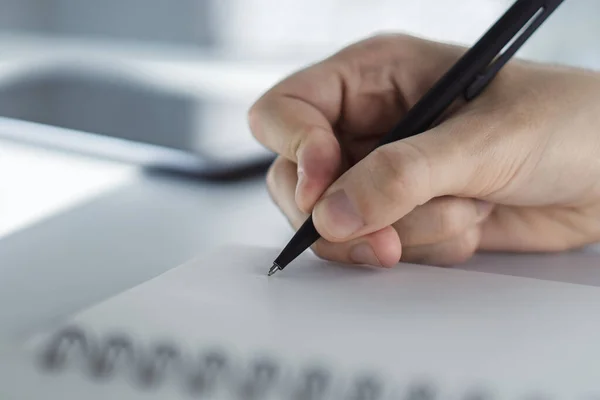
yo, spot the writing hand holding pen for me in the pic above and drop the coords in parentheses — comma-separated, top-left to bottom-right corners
(249, 33, 600, 270)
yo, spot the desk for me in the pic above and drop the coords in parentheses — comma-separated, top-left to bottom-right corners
(0, 141, 291, 338)
(1, 127, 600, 342)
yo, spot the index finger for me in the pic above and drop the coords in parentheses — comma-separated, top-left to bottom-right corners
(249, 34, 463, 212)
(248, 61, 344, 212)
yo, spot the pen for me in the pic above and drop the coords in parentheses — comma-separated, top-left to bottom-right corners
(268, 0, 565, 276)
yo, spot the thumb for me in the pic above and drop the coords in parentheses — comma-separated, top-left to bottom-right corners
(312, 124, 475, 242)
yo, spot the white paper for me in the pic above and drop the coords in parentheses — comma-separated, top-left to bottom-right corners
(2, 246, 600, 399)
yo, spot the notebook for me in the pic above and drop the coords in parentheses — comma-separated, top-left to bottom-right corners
(1, 245, 599, 399)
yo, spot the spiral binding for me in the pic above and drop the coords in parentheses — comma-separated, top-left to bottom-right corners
(36, 326, 540, 400)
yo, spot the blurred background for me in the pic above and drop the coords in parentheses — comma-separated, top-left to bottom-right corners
(1, 0, 600, 238)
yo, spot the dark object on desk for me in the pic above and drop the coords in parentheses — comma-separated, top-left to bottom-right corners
(269, 0, 565, 275)
(0, 65, 273, 179)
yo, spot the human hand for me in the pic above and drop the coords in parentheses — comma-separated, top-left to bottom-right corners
(249, 34, 600, 267)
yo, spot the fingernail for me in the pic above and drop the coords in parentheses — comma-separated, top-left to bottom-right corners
(295, 166, 305, 202)
(350, 243, 381, 267)
(475, 200, 493, 221)
(319, 190, 364, 238)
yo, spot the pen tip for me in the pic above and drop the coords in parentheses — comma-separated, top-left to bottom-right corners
(268, 263, 280, 277)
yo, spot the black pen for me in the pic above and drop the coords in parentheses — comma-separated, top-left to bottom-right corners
(268, 0, 564, 276)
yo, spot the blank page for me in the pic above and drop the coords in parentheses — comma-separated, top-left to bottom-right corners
(1, 245, 600, 399)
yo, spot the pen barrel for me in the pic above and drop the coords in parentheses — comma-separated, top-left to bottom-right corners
(274, 216, 321, 270)
(378, 0, 552, 147)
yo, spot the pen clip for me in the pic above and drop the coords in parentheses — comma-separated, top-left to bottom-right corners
(464, 4, 550, 101)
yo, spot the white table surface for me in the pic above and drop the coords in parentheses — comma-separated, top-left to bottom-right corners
(0, 139, 136, 239)
(0, 141, 291, 340)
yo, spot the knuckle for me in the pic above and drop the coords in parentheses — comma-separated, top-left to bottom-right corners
(289, 125, 322, 161)
(435, 200, 469, 237)
(247, 100, 266, 140)
(288, 125, 329, 162)
(369, 147, 405, 201)
(334, 33, 415, 64)
(452, 229, 479, 264)
(363, 33, 413, 50)
(402, 228, 479, 266)
(369, 144, 428, 206)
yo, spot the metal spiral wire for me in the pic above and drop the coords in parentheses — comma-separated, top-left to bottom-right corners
(36, 326, 532, 400)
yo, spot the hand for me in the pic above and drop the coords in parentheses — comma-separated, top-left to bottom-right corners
(249, 34, 600, 267)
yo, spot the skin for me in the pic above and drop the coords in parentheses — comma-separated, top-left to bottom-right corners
(248, 34, 600, 268)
